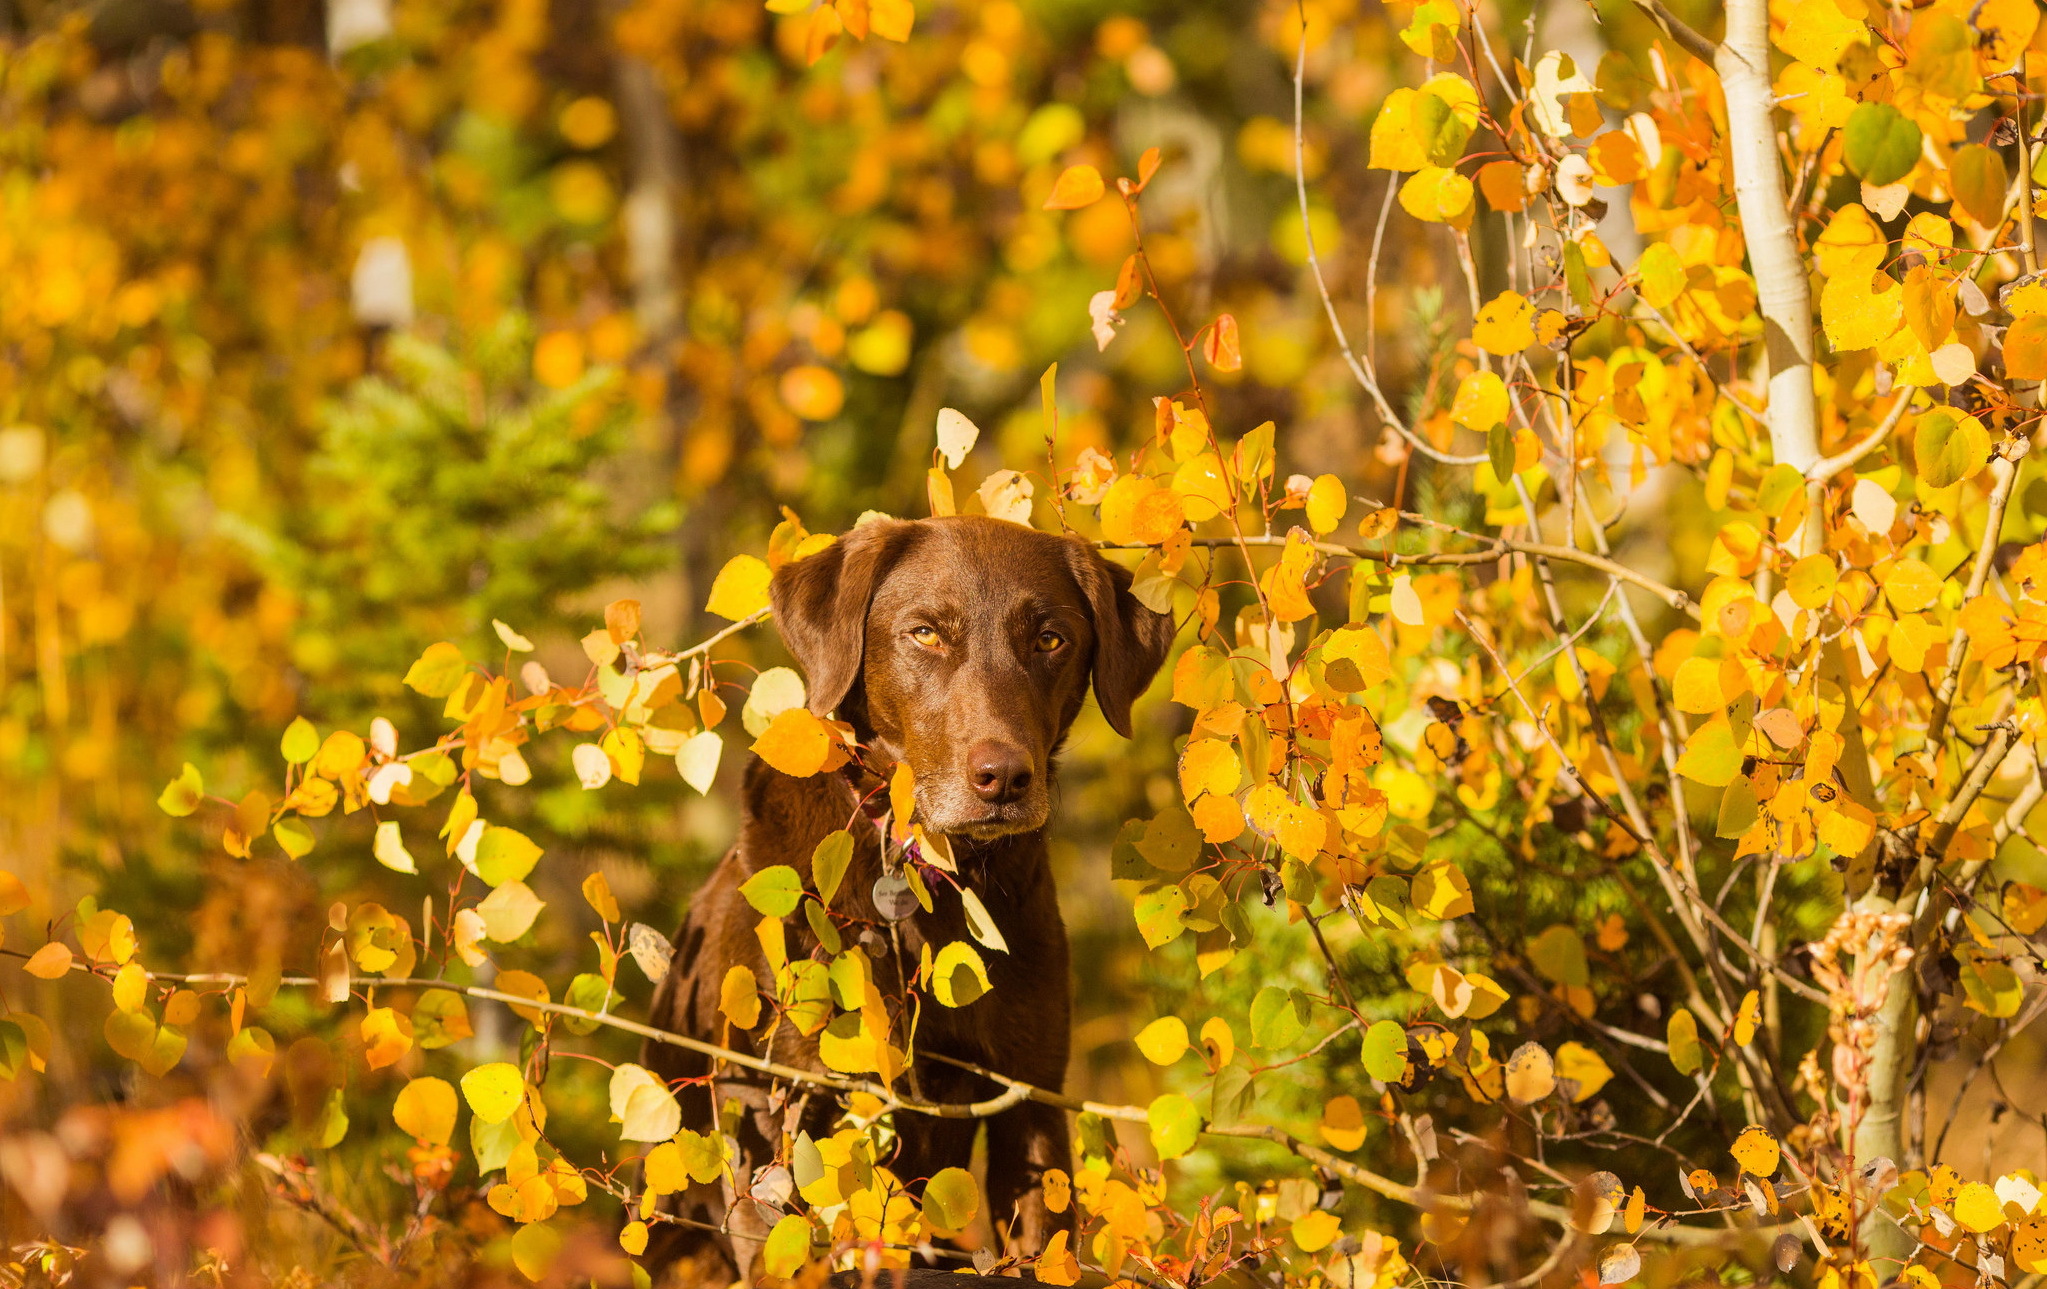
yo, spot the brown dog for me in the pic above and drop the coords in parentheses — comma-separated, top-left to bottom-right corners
(642, 515, 1174, 1284)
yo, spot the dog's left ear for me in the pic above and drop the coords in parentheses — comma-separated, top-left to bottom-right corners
(1065, 539, 1177, 737)
(771, 518, 918, 718)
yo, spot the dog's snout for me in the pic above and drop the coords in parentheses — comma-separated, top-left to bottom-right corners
(966, 741, 1033, 803)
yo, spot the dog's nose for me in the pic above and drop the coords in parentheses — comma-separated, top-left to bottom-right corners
(966, 742, 1033, 803)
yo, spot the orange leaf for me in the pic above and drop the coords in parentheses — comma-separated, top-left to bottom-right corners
(1135, 146, 1162, 190)
(24, 942, 73, 979)
(752, 708, 837, 778)
(1044, 164, 1105, 210)
(1202, 313, 1242, 372)
(2006, 315, 2047, 379)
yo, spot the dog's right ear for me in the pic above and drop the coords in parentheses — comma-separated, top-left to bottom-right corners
(769, 518, 917, 718)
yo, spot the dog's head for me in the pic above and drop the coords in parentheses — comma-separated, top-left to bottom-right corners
(769, 515, 1175, 838)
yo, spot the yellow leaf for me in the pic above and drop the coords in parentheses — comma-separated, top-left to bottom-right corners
(705, 555, 772, 621)
(620, 1221, 649, 1256)
(1035, 1229, 1081, 1285)
(1667, 1007, 1703, 1075)
(720, 964, 762, 1030)
(1201, 1016, 1236, 1067)
(1044, 164, 1105, 210)
(0, 871, 27, 917)
(462, 1063, 525, 1124)
(1305, 474, 1348, 535)
(601, 726, 645, 786)
(1323, 626, 1393, 692)
(1398, 165, 1474, 225)
(361, 1006, 414, 1070)
(477, 881, 546, 942)
(1734, 990, 1761, 1045)
(394, 1076, 458, 1145)
(1554, 1042, 1612, 1102)
(1320, 1094, 1367, 1150)
(1473, 291, 1535, 355)
(1504, 1042, 1556, 1104)
(1953, 1181, 2006, 1233)
(1730, 1126, 1780, 1177)
(1179, 738, 1243, 804)
(1821, 264, 1904, 351)
(1258, 529, 1318, 624)
(581, 871, 619, 923)
(1292, 1210, 1342, 1252)
(1451, 371, 1509, 431)
(1135, 1016, 1189, 1064)
(1883, 558, 1940, 613)
(931, 941, 991, 1007)
(2004, 882, 2047, 936)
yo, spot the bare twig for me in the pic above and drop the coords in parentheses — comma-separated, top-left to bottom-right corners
(1291, 2, 1486, 467)
(1925, 441, 2031, 745)
(1805, 389, 1916, 481)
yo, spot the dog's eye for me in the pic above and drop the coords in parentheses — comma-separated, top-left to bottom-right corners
(1036, 630, 1065, 653)
(909, 626, 942, 648)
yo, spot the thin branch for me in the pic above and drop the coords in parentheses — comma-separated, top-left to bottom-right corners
(1104, 532, 1698, 618)
(1925, 440, 2031, 745)
(1630, 0, 1719, 64)
(1291, 2, 1487, 467)
(1804, 389, 1916, 481)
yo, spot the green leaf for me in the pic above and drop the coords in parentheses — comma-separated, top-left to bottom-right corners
(1527, 924, 1589, 989)
(1842, 103, 1921, 187)
(1361, 1020, 1410, 1083)
(1716, 777, 1759, 840)
(157, 762, 205, 817)
(403, 642, 470, 697)
(922, 1166, 980, 1234)
(0, 1019, 27, 1080)
(273, 817, 315, 860)
(1913, 409, 1989, 489)
(563, 972, 618, 1036)
(1415, 91, 1472, 166)
(676, 1127, 732, 1184)
(1147, 1092, 1203, 1160)
(1249, 985, 1307, 1050)
(762, 1215, 813, 1279)
(1960, 952, 2023, 1018)
(313, 1086, 349, 1148)
(1109, 819, 1150, 881)
(739, 864, 805, 918)
(1209, 1064, 1256, 1128)
(803, 900, 842, 954)
(1488, 422, 1512, 484)
(414, 989, 473, 1050)
(1133, 884, 1190, 949)
(1137, 807, 1201, 872)
(280, 717, 319, 765)
(1675, 716, 1742, 788)
(474, 825, 543, 887)
(471, 1112, 520, 1173)
(1667, 1007, 1704, 1075)
(810, 830, 853, 906)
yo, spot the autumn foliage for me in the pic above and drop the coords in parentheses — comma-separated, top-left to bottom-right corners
(10, 0, 2047, 1286)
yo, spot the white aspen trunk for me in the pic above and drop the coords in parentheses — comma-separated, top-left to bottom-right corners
(1714, 0, 1818, 473)
(1716, 0, 1913, 1264)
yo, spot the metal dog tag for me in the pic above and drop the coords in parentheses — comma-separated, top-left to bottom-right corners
(872, 873, 917, 921)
